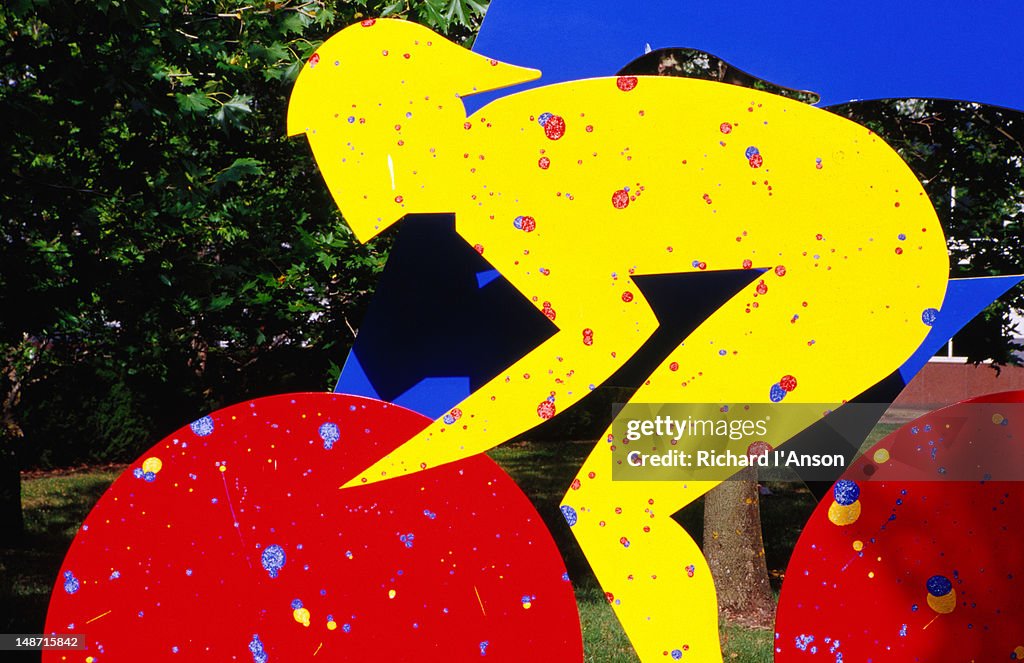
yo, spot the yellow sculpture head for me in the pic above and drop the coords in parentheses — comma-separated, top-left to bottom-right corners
(287, 18, 540, 242)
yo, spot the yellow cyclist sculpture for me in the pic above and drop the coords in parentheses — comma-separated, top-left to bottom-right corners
(288, 18, 948, 662)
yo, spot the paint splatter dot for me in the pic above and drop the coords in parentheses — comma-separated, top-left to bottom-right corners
(622, 291, 634, 303)
(779, 375, 797, 392)
(541, 114, 566, 140)
(616, 76, 638, 91)
(319, 422, 340, 450)
(261, 544, 286, 579)
(63, 570, 80, 595)
(560, 505, 578, 527)
(537, 400, 556, 419)
(828, 500, 862, 526)
(538, 156, 550, 169)
(514, 215, 537, 232)
(611, 189, 630, 209)
(720, 122, 733, 134)
(921, 308, 939, 326)
(926, 575, 953, 597)
(834, 480, 860, 506)
(249, 634, 268, 663)
(190, 416, 214, 437)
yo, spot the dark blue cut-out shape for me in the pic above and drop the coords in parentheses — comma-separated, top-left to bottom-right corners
(470, 0, 1024, 112)
(607, 269, 764, 387)
(335, 215, 557, 420)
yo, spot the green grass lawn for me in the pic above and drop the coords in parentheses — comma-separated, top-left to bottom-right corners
(5, 434, 861, 661)
(0, 465, 125, 635)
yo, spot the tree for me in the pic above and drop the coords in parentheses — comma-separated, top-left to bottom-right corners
(833, 99, 1024, 364)
(0, 0, 487, 539)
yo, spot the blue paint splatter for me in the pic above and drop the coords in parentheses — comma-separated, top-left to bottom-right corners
(63, 570, 80, 595)
(833, 480, 860, 506)
(249, 634, 268, 663)
(319, 422, 340, 450)
(927, 575, 952, 597)
(261, 544, 286, 579)
(190, 416, 215, 437)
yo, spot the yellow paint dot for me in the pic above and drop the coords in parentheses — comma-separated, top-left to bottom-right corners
(872, 448, 890, 463)
(87, 658, 95, 663)
(327, 620, 337, 631)
(522, 601, 532, 610)
(828, 499, 862, 526)
(388, 589, 397, 599)
(927, 589, 956, 614)
(219, 465, 227, 473)
(293, 607, 311, 627)
(852, 540, 864, 552)
(868, 571, 875, 578)
(142, 456, 162, 474)
(1013, 645, 1024, 658)
(993, 413, 1005, 425)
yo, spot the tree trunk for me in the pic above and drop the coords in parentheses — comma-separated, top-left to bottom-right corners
(702, 468, 774, 627)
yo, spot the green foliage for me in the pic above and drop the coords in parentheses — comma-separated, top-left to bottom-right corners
(0, 0, 487, 465)
(832, 100, 1024, 365)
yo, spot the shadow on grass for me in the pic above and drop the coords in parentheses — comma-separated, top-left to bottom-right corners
(0, 466, 125, 635)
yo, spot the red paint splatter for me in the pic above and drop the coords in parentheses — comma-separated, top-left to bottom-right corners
(621, 291, 634, 303)
(473, 244, 484, 254)
(612, 190, 630, 209)
(749, 153, 764, 168)
(720, 122, 733, 134)
(360, 18, 376, 27)
(543, 115, 566, 140)
(537, 400, 556, 419)
(742, 259, 753, 269)
(538, 156, 550, 169)
(756, 280, 768, 295)
(775, 265, 787, 277)
(616, 76, 638, 91)
(309, 53, 320, 66)
(779, 375, 797, 392)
